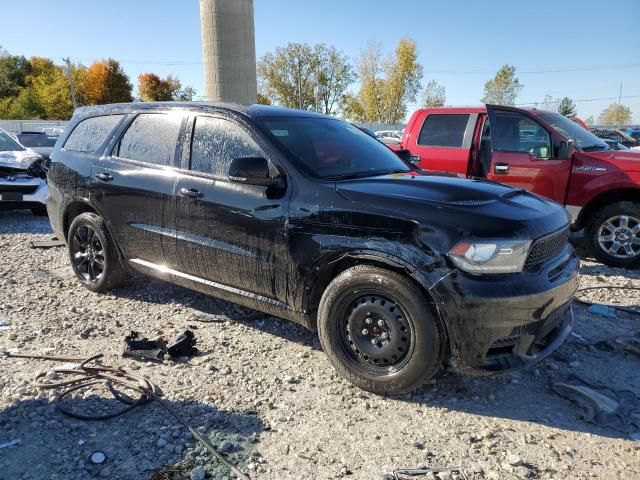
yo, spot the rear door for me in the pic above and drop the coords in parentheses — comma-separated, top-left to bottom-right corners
(485, 105, 571, 204)
(173, 114, 290, 301)
(91, 111, 186, 268)
(405, 112, 477, 175)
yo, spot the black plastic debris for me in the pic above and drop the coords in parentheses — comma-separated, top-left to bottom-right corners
(123, 330, 198, 363)
(384, 467, 468, 479)
(30, 238, 65, 249)
(551, 373, 640, 434)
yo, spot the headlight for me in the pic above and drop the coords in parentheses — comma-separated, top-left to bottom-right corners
(448, 239, 532, 274)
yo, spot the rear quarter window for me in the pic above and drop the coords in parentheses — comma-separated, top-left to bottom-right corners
(418, 114, 470, 147)
(64, 115, 124, 153)
(117, 113, 182, 166)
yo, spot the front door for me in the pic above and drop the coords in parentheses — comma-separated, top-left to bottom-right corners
(485, 105, 571, 204)
(174, 114, 289, 301)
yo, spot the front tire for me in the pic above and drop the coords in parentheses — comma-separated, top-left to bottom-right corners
(585, 201, 640, 268)
(317, 265, 443, 396)
(67, 212, 130, 292)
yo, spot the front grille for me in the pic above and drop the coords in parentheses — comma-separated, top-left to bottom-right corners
(525, 227, 570, 267)
(0, 184, 38, 195)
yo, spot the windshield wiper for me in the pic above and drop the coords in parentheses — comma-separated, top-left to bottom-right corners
(324, 169, 409, 181)
(582, 144, 611, 152)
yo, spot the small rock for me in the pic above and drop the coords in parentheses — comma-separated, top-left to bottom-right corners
(506, 453, 523, 467)
(286, 375, 299, 384)
(156, 438, 168, 448)
(587, 304, 616, 318)
(568, 361, 580, 368)
(190, 466, 206, 480)
(218, 440, 234, 453)
(514, 465, 531, 478)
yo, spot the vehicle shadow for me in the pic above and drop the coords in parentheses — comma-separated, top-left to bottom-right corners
(0, 395, 262, 479)
(112, 276, 321, 351)
(0, 209, 52, 235)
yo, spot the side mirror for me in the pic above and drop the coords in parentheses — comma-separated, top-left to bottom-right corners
(395, 149, 419, 166)
(228, 157, 283, 187)
(558, 140, 574, 160)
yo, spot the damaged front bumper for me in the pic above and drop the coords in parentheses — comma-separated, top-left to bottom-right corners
(0, 163, 48, 208)
(431, 246, 579, 375)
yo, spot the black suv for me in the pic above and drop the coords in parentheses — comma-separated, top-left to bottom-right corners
(47, 103, 579, 395)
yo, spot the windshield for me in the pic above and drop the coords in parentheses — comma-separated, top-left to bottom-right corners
(259, 117, 411, 179)
(0, 131, 25, 152)
(537, 113, 610, 151)
(17, 133, 56, 148)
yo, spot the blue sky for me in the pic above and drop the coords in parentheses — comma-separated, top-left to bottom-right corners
(2, 0, 639, 122)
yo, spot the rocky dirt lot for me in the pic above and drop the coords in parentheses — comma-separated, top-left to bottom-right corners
(0, 210, 639, 480)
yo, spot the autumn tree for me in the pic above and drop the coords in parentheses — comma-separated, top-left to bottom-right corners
(346, 38, 423, 124)
(256, 93, 271, 105)
(598, 103, 632, 126)
(423, 79, 446, 107)
(481, 64, 523, 106)
(138, 73, 195, 102)
(82, 59, 132, 105)
(557, 97, 576, 116)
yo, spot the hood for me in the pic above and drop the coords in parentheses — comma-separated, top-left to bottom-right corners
(0, 149, 43, 170)
(28, 146, 53, 158)
(335, 172, 569, 239)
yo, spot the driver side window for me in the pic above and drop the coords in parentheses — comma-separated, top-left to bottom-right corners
(493, 112, 551, 159)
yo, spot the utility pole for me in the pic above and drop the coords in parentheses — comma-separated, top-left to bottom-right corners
(619, 82, 623, 104)
(63, 57, 78, 110)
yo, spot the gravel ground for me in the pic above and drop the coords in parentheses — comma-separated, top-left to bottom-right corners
(0, 210, 639, 480)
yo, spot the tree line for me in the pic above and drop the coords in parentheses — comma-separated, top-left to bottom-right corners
(0, 47, 195, 120)
(0, 43, 634, 126)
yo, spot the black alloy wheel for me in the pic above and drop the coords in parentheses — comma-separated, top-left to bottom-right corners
(70, 224, 105, 283)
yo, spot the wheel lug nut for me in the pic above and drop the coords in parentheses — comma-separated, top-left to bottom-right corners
(365, 318, 372, 325)
(361, 329, 368, 335)
(377, 319, 384, 327)
(380, 332, 388, 339)
(370, 338, 377, 345)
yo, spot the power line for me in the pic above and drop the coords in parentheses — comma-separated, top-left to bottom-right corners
(406, 94, 640, 108)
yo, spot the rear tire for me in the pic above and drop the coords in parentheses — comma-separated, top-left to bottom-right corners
(67, 212, 130, 292)
(31, 205, 47, 216)
(585, 201, 640, 268)
(317, 265, 443, 396)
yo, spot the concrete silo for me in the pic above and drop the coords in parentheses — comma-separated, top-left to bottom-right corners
(199, 0, 257, 105)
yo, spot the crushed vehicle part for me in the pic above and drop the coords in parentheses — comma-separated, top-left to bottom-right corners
(123, 331, 167, 363)
(551, 374, 640, 434)
(383, 466, 468, 479)
(166, 330, 198, 357)
(5, 352, 251, 480)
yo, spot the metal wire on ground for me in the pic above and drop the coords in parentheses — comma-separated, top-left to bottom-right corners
(3, 352, 250, 480)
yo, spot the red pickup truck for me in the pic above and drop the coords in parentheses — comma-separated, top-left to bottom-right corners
(398, 105, 640, 268)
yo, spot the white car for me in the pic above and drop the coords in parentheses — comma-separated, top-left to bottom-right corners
(374, 130, 403, 146)
(0, 128, 48, 216)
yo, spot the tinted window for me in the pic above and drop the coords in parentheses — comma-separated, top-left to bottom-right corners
(418, 114, 469, 147)
(118, 113, 182, 166)
(17, 133, 56, 147)
(64, 115, 123, 153)
(0, 130, 24, 152)
(191, 116, 264, 176)
(260, 117, 410, 180)
(493, 112, 551, 158)
(538, 112, 609, 151)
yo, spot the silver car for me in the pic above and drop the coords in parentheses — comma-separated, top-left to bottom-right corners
(0, 128, 48, 215)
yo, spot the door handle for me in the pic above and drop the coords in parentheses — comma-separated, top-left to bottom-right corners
(494, 163, 509, 174)
(95, 172, 113, 182)
(179, 187, 204, 198)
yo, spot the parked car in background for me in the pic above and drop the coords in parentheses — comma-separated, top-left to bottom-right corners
(591, 128, 638, 148)
(396, 105, 640, 268)
(375, 130, 403, 146)
(626, 128, 640, 143)
(47, 102, 578, 395)
(602, 139, 630, 150)
(15, 131, 57, 159)
(0, 128, 48, 215)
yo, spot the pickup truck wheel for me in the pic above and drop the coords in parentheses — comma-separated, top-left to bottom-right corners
(68, 212, 130, 292)
(318, 265, 443, 396)
(585, 201, 640, 268)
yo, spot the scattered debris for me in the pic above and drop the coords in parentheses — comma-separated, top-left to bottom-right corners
(0, 439, 21, 449)
(586, 304, 617, 318)
(4, 351, 250, 480)
(383, 466, 468, 480)
(29, 237, 65, 249)
(551, 374, 640, 434)
(594, 332, 640, 357)
(89, 451, 107, 465)
(123, 330, 198, 362)
(0, 319, 11, 331)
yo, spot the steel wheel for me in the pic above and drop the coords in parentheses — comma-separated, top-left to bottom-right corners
(70, 225, 105, 282)
(597, 214, 640, 259)
(337, 290, 415, 374)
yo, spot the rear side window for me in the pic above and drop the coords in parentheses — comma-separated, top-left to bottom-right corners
(64, 115, 124, 153)
(418, 114, 470, 147)
(117, 113, 183, 166)
(190, 116, 264, 176)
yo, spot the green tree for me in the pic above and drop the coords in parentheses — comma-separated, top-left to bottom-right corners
(314, 44, 355, 114)
(28, 57, 75, 119)
(481, 64, 523, 106)
(0, 49, 31, 99)
(8, 87, 45, 119)
(423, 79, 446, 107)
(584, 115, 595, 126)
(598, 103, 632, 126)
(344, 38, 423, 123)
(257, 43, 317, 110)
(557, 97, 576, 116)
